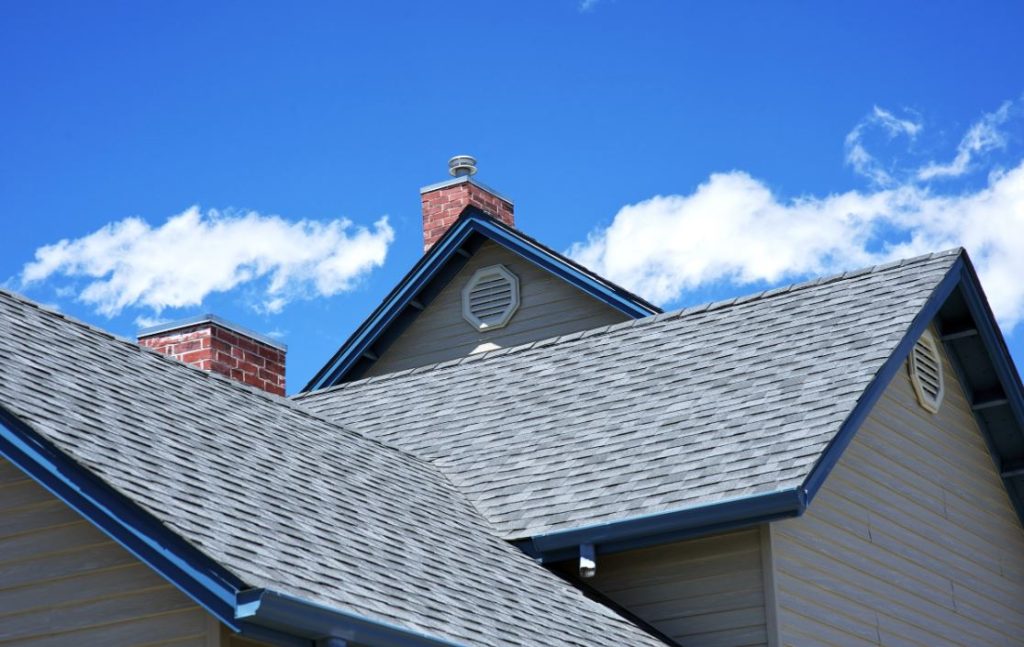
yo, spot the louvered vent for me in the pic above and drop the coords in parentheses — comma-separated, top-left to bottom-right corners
(909, 330, 944, 413)
(462, 264, 520, 331)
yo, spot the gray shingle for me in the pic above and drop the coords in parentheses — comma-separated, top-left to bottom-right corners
(0, 291, 667, 647)
(297, 250, 961, 539)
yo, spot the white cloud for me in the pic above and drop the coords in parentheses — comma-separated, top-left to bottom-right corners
(22, 206, 394, 317)
(917, 101, 1013, 180)
(844, 106, 922, 186)
(570, 160, 1024, 331)
(134, 315, 169, 329)
(265, 329, 287, 340)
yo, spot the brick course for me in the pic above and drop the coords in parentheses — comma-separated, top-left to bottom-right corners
(421, 180, 514, 251)
(139, 322, 286, 396)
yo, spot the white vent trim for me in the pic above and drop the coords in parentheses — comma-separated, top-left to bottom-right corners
(462, 264, 520, 332)
(909, 329, 945, 414)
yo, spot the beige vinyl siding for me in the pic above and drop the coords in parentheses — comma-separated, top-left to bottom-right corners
(366, 240, 629, 376)
(0, 457, 220, 646)
(585, 528, 770, 646)
(220, 628, 275, 647)
(771, 337, 1024, 646)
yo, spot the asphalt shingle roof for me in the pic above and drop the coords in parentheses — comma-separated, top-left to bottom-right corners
(297, 249, 961, 539)
(0, 290, 668, 647)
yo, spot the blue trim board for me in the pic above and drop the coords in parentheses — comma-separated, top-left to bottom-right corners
(800, 257, 965, 502)
(237, 589, 462, 647)
(302, 208, 660, 391)
(0, 405, 245, 629)
(516, 489, 806, 563)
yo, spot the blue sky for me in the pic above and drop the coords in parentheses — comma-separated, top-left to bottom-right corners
(3, 1, 1023, 393)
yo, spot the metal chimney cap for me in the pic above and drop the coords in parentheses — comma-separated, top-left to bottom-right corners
(448, 155, 478, 177)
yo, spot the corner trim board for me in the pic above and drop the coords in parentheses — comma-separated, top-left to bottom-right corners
(760, 524, 782, 647)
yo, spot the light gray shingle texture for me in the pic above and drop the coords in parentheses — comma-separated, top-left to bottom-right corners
(297, 250, 961, 539)
(0, 290, 668, 647)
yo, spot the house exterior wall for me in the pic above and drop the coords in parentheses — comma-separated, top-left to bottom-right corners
(583, 528, 771, 646)
(221, 628, 276, 646)
(365, 240, 629, 376)
(770, 342, 1024, 645)
(0, 457, 221, 645)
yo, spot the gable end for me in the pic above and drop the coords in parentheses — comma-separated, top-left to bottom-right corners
(303, 209, 660, 390)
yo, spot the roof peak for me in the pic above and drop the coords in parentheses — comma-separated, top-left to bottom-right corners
(302, 208, 661, 391)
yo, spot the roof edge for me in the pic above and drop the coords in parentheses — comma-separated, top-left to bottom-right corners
(237, 588, 463, 647)
(515, 488, 806, 563)
(0, 405, 246, 629)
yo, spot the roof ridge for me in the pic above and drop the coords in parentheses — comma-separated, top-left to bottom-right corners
(296, 247, 963, 398)
(0, 288, 440, 471)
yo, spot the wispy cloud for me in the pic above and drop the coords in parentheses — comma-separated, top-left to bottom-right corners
(571, 97, 1024, 332)
(22, 206, 394, 318)
(917, 101, 1014, 180)
(265, 328, 287, 340)
(578, 0, 601, 12)
(134, 314, 169, 329)
(844, 106, 922, 186)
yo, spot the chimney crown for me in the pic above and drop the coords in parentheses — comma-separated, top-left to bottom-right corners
(138, 314, 286, 396)
(420, 156, 514, 251)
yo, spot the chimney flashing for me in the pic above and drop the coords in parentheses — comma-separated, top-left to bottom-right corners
(419, 176, 515, 206)
(137, 314, 287, 352)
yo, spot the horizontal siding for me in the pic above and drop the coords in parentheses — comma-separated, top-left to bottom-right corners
(221, 629, 276, 647)
(0, 458, 218, 646)
(771, 335, 1024, 646)
(586, 528, 768, 646)
(366, 240, 628, 376)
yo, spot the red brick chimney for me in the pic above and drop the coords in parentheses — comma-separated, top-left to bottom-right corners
(137, 315, 286, 396)
(420, 155, 514, 251)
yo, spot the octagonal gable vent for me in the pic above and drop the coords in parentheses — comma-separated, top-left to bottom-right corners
(909, 330, 944, 414)
(462, 264, 520, 331)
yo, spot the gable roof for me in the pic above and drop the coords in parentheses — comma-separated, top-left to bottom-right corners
(0, 290, 669, 646)
(303, 208, 661, 391)
(297, 248, 1024, 561)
